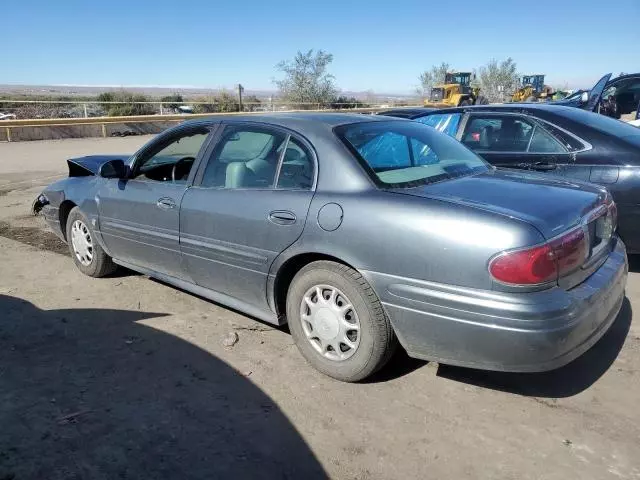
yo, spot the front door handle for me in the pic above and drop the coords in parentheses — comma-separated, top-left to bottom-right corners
(268, 210, 296, 225)
(157, 197, 176, 210)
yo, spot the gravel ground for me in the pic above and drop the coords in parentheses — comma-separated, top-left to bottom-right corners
(0, 137, 639, 480)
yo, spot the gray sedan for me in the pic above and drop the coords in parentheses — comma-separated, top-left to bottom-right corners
(34, 113, 628, 381)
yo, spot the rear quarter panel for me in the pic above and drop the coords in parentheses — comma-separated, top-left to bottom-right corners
(276, 190, 545, 291)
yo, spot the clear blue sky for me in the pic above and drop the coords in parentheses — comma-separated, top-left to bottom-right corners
(4, 0, 639, 93)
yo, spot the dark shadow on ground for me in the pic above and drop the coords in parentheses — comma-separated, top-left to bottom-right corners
(438, 298, 632, 398)
(362, 349, 426, 383)
(0, 294, 326, 480)
(627, 254, 640, 273)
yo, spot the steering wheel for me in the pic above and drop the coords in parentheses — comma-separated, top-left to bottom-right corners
(172, 156, 195, 182)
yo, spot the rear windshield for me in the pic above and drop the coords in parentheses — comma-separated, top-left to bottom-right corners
(335, 120, 490, 187)
(555, 107, 640, 145)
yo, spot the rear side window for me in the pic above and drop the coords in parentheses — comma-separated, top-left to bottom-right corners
(218, 131, 275, 162)
(276, 137, 314, 189)
(201, 126, 287, 189)
(528, 126, 565, 153)
(538, 121, 585, 152)
(416, 113, 461, 137)
(462, 114, 569, 154)
(462, 115, 534, 152)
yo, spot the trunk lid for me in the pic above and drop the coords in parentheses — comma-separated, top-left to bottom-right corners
(389, 168, 607, 239)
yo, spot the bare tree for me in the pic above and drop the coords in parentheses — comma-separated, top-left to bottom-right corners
(416, 62, 450, 97)
(274, 50, 338, 106)
(477, 58, 519, 103)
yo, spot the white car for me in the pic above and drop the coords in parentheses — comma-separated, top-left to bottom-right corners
(0, 112, 17, 120)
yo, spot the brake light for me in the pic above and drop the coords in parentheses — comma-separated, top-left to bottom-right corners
(489, 227, 588, 286)
(550, 227, 588, 277)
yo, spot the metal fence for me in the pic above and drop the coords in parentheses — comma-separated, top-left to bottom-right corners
(0, 99, 421, 121)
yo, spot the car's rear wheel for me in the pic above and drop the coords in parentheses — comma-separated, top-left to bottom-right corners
(66, 207, 116, 277)
(459, 99, 471, 106)
(286, 261, 397, 382)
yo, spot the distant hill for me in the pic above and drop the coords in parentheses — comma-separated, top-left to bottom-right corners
(0, 84, 417, 102)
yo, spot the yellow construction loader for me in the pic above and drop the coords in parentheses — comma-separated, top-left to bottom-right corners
(512, 75, 554, 102)
(424, 72, 488, 108)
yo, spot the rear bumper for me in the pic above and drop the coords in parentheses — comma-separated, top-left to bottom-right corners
(363, 238, 628, 372)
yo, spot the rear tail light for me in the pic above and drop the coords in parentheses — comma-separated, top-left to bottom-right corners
(489, 226, 588, 286)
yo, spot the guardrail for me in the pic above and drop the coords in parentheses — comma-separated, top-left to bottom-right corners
(0, 106, 410, 142)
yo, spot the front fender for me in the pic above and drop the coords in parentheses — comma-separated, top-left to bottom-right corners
(36, 176, 112, 255)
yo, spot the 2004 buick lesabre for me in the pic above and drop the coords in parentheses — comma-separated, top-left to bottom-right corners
(33, 113, 628, 381)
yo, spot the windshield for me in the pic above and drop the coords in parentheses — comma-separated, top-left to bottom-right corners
(336, 120, 490, 188)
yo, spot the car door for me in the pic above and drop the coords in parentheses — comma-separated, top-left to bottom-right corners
(97, 125, 213, 279)
(460, 112, 572, 173)
(585, 73, 612, 112)
(179, 122, 316, 311)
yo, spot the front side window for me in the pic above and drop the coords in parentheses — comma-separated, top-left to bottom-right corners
(200, 125, 288, 189)
(336, 120, 489, 187)
(416, 113, 461, 137)
(132, 127, 209, 183)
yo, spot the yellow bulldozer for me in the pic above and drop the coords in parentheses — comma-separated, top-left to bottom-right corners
(424, 72, 488, 108)
(512, 75, 554, 102)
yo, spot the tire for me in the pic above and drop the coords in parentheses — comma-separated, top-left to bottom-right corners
(286, 261, 397, 382)
(459, 99, 471, 106)
(65, 207, 116, 277)
(525, 96, 536, 102)
(476, 95, 489, 105)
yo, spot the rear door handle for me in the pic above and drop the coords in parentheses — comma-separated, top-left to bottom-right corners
(531, 162, 557, 171)
(268, 210, 296, 225)
(157, 197, 176, 209)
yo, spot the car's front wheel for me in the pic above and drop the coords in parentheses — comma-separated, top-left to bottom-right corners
(66, 207, 116, 277)
(286, 261, 397, 382)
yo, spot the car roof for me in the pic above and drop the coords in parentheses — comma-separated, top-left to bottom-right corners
(376, 108, 436, 119)
(608, 72, 640, 84)
(180, 112, 401, 132)
(413, 104, 593, 117)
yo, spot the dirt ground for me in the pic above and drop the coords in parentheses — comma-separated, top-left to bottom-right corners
(1, 137, 639, 480)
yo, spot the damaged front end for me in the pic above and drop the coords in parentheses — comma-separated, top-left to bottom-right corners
(32, 193, 49, 215)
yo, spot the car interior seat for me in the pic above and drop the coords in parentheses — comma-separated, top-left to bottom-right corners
(498, 119, 526, 151)
(478, 125, 494, 148)
(225, 153, 278, 188)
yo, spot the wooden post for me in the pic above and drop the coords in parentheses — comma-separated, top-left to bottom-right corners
(237, 84, 244, 112)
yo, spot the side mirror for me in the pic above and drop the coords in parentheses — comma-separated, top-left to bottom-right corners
(580, 91, 589, 104)
(99, 159, 126, 178)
